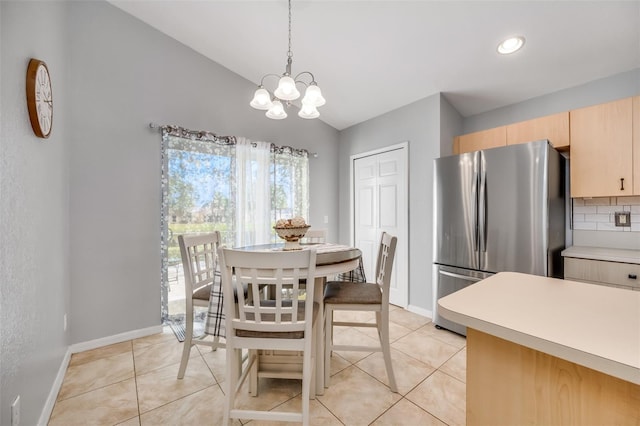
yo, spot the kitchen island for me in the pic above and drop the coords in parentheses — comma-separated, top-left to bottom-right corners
(438, 271, 640, 425)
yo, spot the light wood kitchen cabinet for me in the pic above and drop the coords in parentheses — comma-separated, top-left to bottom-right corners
(634, 96, 639, 195)
(569, 97, 634, 197)
(564, 257, 640, 291)
(456, 126, 506, 154)
(506, 112, 569, 149)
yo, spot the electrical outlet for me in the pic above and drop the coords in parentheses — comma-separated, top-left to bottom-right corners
(324, 215, 329, 224)
(614, 211, 631, 227)
(64, 314, 68, 331)
(12, 395, 20, 426)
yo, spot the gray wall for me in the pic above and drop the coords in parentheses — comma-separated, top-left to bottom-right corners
(461, 68, 640, 134)
(1, 2, 70, 425)
(1, 1, 339, 423)
(67, 1, 339, 344)
(338, 94, 448, 313)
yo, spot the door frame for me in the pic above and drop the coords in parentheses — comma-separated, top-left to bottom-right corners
(349, 141, 409, 308)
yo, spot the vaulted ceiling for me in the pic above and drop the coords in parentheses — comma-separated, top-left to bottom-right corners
(109, 1, 640, 130)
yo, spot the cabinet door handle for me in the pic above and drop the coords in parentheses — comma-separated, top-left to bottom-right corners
(629, 274, 637, 280)
(620, 178, 625, 191)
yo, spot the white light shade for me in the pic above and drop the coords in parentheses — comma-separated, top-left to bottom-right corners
(302, 84, 326, 107)
(266, 100, 287, 120)
(274, 76, 300, 101)
(250, 88, 273, 110)
(497, 36, 525, 54)
(298, 103, 319, 119)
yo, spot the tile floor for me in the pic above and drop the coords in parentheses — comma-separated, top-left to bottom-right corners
(49, 306, 467, 425)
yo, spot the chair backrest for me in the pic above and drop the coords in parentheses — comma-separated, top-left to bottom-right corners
(218, 247, 317, 339)
(301, 228, 327, 244)
(178, 232, 221, 298)
(375, 232, 397, 302)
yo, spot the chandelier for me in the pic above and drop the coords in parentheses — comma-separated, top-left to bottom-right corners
(249, 0, 325, 120)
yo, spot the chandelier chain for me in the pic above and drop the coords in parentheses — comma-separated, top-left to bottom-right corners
(287, 0, 293, 58)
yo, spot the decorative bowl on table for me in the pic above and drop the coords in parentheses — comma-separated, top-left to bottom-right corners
(274, 217, 310, 250)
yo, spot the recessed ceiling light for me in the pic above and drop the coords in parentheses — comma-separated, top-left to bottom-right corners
(497, 36, 525, 55)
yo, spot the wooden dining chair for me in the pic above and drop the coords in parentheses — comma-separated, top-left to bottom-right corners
(176, 232, 225, 379)
(218, 246, 318, 425)
(301, 228, 327, 244)
(323, 232, 398, 392)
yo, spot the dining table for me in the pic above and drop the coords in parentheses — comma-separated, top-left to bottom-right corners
(204, 242, 362, 396)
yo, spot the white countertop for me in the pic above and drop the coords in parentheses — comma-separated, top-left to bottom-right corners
(437, 272, 640, 385)
(562, 246, 640, 264)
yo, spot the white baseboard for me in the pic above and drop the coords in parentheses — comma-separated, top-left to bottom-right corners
(69, 325, 163, 354)
(38, 347, 72, 426)
(39, 325, 163, 425)
(407, 304, 432, 320)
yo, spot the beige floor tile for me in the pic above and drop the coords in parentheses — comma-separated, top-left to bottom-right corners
(133, 338, 200, 376)
(355, 318, 414, 343)
(330, 327, 379, 364)
(317, 366, 401, 426)
(132, 327, 178, 350)
(371, 398, 446, 426)
(49, 308, 469, 426)
(116, 416, 140, 426)
(389, 308, 432, 330)
(356, 349, 436, 395)
(248, 397, 342, 426)
(417, 322, 467, 349)
(406, 370, 466, 426)
(140, 385, 234, 425)
(439, 347, 466, 383)
(57, 352, 134, 401)
(332, 309, 376, 323)
(392, 331, 460, 369)
(136, 355, 215, 413)
(328, 352, 351, 378)
(49, 379, 138, 426)
(69, 341, 132, 368)
(232, 377, 302, 414)
(200, 345, 229, 384)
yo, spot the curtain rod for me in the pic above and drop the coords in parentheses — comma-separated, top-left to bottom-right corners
(149, 122, 318, 158)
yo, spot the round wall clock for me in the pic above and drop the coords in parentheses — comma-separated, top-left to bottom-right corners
(26, 58, 53, 138)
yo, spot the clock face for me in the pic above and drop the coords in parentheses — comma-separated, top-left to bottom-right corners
(35, 64, 52, 136)
(26, 59, 53, 138)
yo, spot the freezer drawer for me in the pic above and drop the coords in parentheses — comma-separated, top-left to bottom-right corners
(433, 265, 493, 336)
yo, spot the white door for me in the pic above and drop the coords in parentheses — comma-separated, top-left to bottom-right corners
(352, 143, 408, 308)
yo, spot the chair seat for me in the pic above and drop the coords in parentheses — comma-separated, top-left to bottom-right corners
(236, 301, 319, 339)
(324, 281, 381, 304)
(193, 281, 248, 302)
(193, 284, 213, 300)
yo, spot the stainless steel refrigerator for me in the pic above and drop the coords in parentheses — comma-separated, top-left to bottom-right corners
(433, 140, 566, 335)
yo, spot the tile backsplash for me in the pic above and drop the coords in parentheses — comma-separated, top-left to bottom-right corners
(573, 196, 640, 232)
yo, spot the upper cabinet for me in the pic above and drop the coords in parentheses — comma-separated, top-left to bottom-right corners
(457, 126, 506, 154)
(634, 96, 639, 195)
(506, 112, 569, 149)
(570, 97, 634, 198)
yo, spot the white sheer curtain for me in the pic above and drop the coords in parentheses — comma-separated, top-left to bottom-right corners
(235, 137, 272, 247)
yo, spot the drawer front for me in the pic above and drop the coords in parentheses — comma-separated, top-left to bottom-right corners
(564, 257, 640, 290)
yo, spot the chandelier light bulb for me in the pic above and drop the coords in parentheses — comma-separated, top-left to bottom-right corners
(301, 84, 326, 107)
(250, 87, 273, 110)
(274, 76, 300, 101)
(298, 103, 320, 119)
(266, 100, 287, 120)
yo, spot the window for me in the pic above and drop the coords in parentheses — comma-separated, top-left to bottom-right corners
(159, 126, 309, 322)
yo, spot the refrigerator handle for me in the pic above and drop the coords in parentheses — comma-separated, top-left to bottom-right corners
(472, 165, 479, 253)
(439, 270, 484, 282)
(479, 168, 487, 253)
